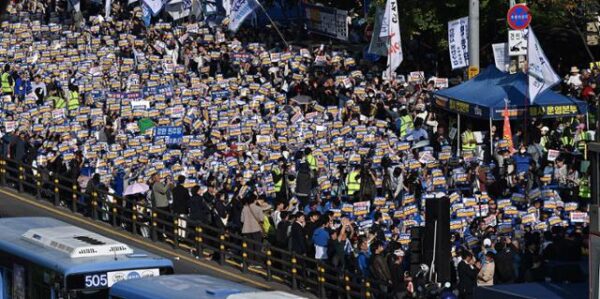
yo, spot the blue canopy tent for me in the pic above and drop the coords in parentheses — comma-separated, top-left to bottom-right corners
(432, 66, 588, 154)
(433, 66, 587, 120)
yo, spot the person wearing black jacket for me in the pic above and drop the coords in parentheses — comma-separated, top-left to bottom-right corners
(212, 191, 229, 231)
(457, 251, 479, 299)
(290, 212, 308, 289)
(275, 211, 291, 250)
(389, 249, 408, 299)
(189, 186, 211, 224)
(171, 175, 190, 240)
(291, 212, 307, 255)
(494, 241, 516, 284)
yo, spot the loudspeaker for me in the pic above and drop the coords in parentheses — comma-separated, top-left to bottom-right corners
(409, 226, 425, 275)
(423, 196, 451, 283)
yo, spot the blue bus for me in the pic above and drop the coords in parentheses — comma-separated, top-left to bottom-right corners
(109, 275, 307, 299)
(0, 217, 174, 299)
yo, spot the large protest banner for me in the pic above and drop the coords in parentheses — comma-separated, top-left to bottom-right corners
(304, 4, 348, 41)
(447, 17, 469, 70)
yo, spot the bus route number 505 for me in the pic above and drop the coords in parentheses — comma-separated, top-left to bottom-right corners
(85, 274, 108, 288)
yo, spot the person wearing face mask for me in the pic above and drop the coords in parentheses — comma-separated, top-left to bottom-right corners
(513, 144, 532, 174)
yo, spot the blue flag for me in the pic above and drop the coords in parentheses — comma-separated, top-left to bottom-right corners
(142, 3, 152, 27)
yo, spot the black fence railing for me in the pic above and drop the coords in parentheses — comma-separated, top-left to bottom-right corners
(0, 157, 387, 299)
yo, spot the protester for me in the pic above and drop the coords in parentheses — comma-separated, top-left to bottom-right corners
(0, 1, 592, 298)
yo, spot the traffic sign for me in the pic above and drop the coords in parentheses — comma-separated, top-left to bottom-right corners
(507, 4, 531, 30)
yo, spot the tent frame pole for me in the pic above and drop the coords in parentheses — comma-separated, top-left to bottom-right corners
(587, 112, 590, 132)
(489, 117, 493, 158)
(457, 113, 461, 157)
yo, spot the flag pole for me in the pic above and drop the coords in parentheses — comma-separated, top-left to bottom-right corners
(255, 2, 289, 48)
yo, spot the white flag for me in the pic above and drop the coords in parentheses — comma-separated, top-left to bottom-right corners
(143, 0, 166, 15)
(527, 28, 560, 104)
(379, 0, 403, 77)
(68, 0, 81, 12)
(228, 0, 259, 32)
(223, 0, 232, 16)
(165, 0, 191, 20)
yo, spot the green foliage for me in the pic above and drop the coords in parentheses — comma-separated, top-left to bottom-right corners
(364, 0, 586, 68)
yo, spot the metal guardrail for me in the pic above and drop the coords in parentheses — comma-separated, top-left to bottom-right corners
(0, 157, 387, 299)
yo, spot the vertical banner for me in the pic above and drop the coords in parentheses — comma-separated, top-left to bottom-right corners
(228, 0, 260, 32)
(368, 8, 387, 56)
(379, 0, 402, 77)
(448, 17, 469, 70)
(492, 43, 509, 72)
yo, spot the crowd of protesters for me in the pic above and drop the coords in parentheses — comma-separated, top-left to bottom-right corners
(0, 1, 594, 298)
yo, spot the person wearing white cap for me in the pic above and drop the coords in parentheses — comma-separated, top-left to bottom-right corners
(390, 248, 408, 299)
(478, 238, 496, 267)
(566, 66, 582, 89)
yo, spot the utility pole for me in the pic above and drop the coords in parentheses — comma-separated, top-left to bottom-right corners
(468, 0, 480, 77)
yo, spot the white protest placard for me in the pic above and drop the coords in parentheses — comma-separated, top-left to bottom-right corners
(547, 149, 560, 162)
(508, 30, 527, 56)
(131, 100, 150, 109)
(447, 17, 469, 70)
(408, 71, 424, 83)
(256, 135, 271, 145)
(4, 121, 16, 133)
(492, 42, 509, 71)
(353, 201, 370, 216)
(52, 109, 65, 120)
(570, 212, 589, 223)
(434, 78, 449, 89)
(171, 106, 185, 118)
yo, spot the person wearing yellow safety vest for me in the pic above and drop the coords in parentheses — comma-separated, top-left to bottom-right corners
(305, 148, 317, 172)
(398, 107, 413, 138)
(272, 158, 289, 202)
(1, 64, 14, 96)
(560, 127, 574, 151)
(48, 89, 66, 109)
(574, 124, 590, 153)
(346, 165, 361, 198)
(461, 124, 477, 152)
(67, 84, 80, 111)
